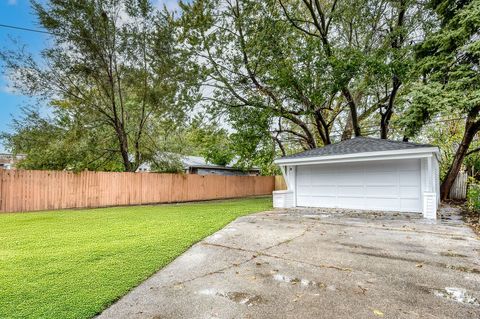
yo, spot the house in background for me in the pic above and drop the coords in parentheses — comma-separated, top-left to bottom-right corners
(0, 153, 26, 170)
(137, 155, 260, 176)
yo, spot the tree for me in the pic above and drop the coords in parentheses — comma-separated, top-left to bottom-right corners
(1, 0, 199, 171)
(184, 118, 235, 166)
(1, 105, 125, 171)
(179, 0, 430, 165)
(402, 0, 480, 199)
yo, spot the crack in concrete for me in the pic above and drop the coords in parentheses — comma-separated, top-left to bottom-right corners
(306, 220, 477, 239)
(172, 254, 258, 286)
(160, 219, 475, 291)
(260, 250, 353, 272)
(267, 211, 478, 241)
(201, 242, 352, 272)
(350, 250, 480, 274)
(261, 224, 314, 251)
(167, 223, 318, 287)
(336, 242, 379, 251)
(146, 211, 477, 295)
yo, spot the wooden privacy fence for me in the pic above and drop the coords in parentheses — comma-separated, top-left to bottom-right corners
(274, 175, 287, 191)
(0, 170, 275, 213)
(449, 170, 468, 200)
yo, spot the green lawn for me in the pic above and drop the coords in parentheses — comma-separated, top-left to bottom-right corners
(0, 197, 272, 319)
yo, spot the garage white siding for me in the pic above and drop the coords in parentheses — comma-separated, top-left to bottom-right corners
(296, 159, 422, 212)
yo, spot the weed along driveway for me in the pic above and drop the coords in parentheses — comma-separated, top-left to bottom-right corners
(99, 208, 480, 319)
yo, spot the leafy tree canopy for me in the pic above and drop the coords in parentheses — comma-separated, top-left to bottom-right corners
(1, 0, 201, 172)
(399, 0, 480, 198)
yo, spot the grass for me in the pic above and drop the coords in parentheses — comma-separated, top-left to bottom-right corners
(0, 196, 272, 319)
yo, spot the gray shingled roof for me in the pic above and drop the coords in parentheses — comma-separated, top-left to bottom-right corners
(280, 137, 434, 160)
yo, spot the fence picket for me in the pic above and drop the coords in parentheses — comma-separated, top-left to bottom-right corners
(0, 170, 276, 213)
(449, 171, 468, 200)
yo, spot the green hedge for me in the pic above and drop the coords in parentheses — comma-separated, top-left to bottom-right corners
(467, 183, 480, 212)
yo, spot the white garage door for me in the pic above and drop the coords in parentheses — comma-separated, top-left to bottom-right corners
(296, 159, 422, 212)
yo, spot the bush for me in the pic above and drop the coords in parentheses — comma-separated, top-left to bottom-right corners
(467, 183, 480, 212)
(150, 155, 185, 173)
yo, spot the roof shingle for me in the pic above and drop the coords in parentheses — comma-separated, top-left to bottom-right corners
(280, 137, 434, 160)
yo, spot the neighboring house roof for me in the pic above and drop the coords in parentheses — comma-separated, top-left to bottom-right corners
(278, 137, 435, 160)
(180, 155, 259, 171)
(181, 155, 210, 168)
(0, 153, 26, 168)
(137, 154, 259, 172)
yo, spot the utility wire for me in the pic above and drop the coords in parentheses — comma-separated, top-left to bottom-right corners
(326, 117, 467, 137)
(0, 24, 471, 134)
(0, 23, 52, 35)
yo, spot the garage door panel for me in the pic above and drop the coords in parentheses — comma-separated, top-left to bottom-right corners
(363, 161, 392, 170)
(365, 172, 397, 185)
(296, 186, 310, 195)
(338, 185, 364, 196)
(296, 178, 310, 186)
(305, 185, 338, 195)
(366, 185, 398, 196)
(366, 163, 404, 172)
(400, 186, 420, 198)
(339, 197, 365, 209)
(336, 172, 364, 184)
(399, 171, 420, 185)
(298, 195, 336, 207)
(296, 167, 311, 182)
(295, 159, 421, 213)
(395, 159, 419, 170)
(401, 198, 421, 211)
(311, 174, 338, 184)
(367, 197, 401, 211)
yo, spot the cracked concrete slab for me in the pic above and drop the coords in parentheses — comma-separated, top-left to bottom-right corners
(97, 206, 480, 319)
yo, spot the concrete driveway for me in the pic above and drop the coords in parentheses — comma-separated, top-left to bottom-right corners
(98, 207, 480, 319)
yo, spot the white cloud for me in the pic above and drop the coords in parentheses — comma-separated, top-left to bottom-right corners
(7, 0, 17, 5)
(0, 67, 39, 96)
(0, 74, 19, 95)
(153, 0, 181, 13)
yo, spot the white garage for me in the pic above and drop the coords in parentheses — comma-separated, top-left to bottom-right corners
(273, 137, 440, 219)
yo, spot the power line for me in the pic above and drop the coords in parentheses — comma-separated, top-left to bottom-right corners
(0, 22, 116, 44)
(326, 117, 467, 136)
(0, 22, 471, 132)
(0, 23, 52, 35)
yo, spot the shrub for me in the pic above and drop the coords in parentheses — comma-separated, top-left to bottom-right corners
(467, 183, 480, 212)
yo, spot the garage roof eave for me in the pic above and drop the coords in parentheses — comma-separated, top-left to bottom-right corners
(274, 147, 440, 166)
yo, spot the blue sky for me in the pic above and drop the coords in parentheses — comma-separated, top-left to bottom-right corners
(0, 0, 181, 152)
(0, 0, 48, 152)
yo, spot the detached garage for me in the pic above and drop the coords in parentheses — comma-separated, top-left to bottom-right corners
(273, 137, 440, 219)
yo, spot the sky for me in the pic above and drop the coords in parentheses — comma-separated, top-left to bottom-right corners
(0, 0, 47, 152)
(0, 0, 181, 153)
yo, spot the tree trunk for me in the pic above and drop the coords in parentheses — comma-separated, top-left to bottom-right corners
(380, 112, 391, 139)
(342, 87, 361, 137)
(381, 1, 404, 139)
(314, 109, 331, 145)
(380, 76, 401, 139)
(115, 125, 132, 172)
(273, 136, 286, 156)
(341, 112, 353, 140)
(440, 107, 480, 199)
